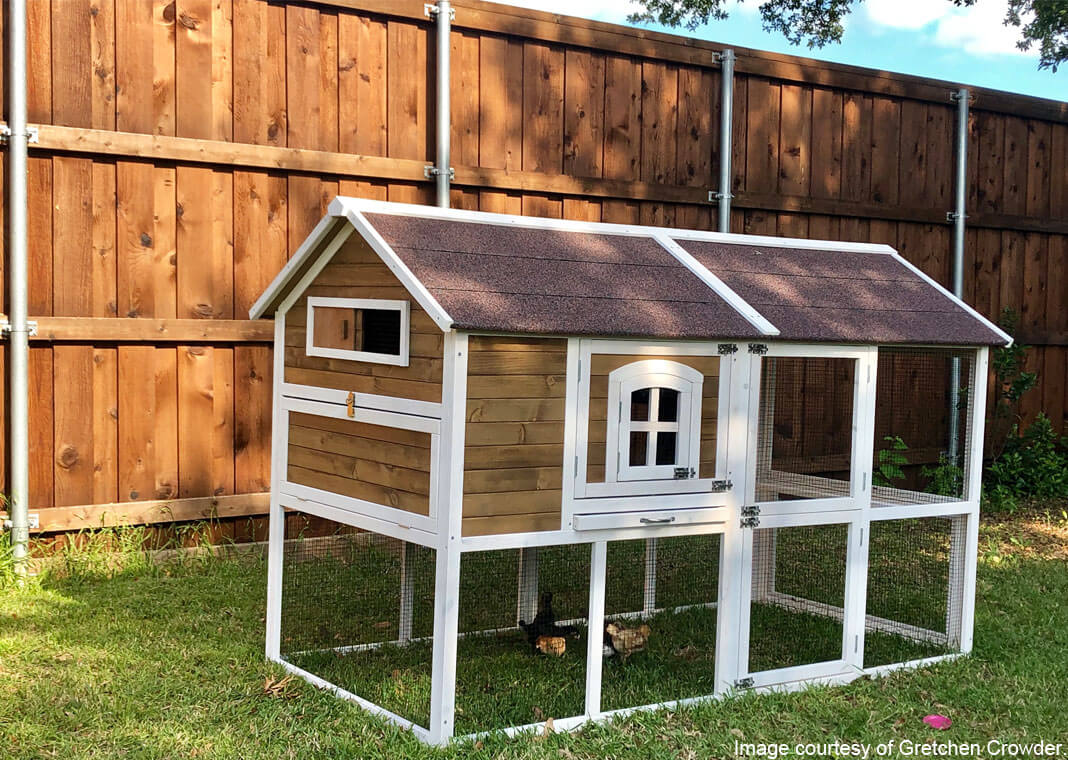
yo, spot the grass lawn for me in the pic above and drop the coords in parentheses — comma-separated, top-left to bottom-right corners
(1, 507, 1066, 759)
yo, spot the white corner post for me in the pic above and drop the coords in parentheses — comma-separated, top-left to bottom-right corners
(842, 347, 878, 671)
(948, 87, 970, 464)
(715, 348, 756, 692)
(265, 313, 290, 660)
(715, 48, 736, 233)
(958, 346, 988, 654)
(428, 0, 453, 208)
(429, 331, 467, 745)
(5, 0, 32, 575)
(585, 540, 608, 718)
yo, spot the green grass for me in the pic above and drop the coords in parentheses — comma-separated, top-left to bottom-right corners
(1, 509, 1066, 758)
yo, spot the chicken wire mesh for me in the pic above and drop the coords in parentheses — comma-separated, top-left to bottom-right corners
(453, 544, 590, 735)
(278, 512, 436, 728)
(748, 523, 849, 673)
(872, 348, 974, 505)
(864, 516, 966, 667)
(601, 534, 721, 711)
(755, 357, 856, 502)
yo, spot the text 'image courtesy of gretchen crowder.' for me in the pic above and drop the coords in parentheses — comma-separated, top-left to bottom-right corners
(734, 740, 1066, 759)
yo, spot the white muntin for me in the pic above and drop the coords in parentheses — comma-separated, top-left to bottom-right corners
(254, 198, 1000, 745)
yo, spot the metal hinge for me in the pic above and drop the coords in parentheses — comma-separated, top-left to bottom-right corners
(708, 190, 734, 203)
(424, 2, 456, 20)
(708, 479, 733, 493)
(424, 165, 455, 180)
(740, 505, 760, 528)
(0, 320, 39, 337)
(748, 343, 768, 355)
(0, 124, 39, 144)
(717, 343, 738, 355)
(673, 467, 696, 480)
(734, 677, 754, 689)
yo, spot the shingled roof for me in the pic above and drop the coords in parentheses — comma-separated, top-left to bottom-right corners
(250, 198, 1010, 347)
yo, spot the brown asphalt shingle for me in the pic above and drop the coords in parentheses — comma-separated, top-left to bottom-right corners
(360, 212, 1006, 346)
(677, 240, 1006, 346)
(365, 214, 764, 339)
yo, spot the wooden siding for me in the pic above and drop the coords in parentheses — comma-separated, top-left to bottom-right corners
(586, 354, 720, 483)
(282, 235, 445, 402)
(3, 0, 1066, 535)
(463, 336, 567, 537)
(286, 412, 432, 515)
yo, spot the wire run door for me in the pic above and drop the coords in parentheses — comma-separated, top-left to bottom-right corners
(734, 345, 877, 689)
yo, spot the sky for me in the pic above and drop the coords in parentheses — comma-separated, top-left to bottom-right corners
(502, 0, 1065, 102)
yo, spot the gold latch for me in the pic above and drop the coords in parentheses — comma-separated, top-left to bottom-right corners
(345, 392, 355, 418)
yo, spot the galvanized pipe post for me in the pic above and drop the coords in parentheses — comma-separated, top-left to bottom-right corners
(5, 0, 31, 574)
(716, 49, 735, 233)
(428, 0, 453, 208)
(948, 87, 970, 465)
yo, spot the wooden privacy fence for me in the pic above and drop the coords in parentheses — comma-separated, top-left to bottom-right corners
(0, 0, 1065, 536)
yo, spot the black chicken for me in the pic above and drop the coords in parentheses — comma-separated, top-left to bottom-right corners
(519, 591, 578, 652)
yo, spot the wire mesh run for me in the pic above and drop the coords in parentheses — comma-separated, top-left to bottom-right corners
(278, 512, 436, 728)
(864, 516, 966, 667)
(454, 544, 590, 735)
(872, 348, 975, 506)
(756, 357, 856, 502)
(601, 534, 721, 710)
(748, 524, 848, 673)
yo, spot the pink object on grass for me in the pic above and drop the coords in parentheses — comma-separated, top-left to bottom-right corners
(923, 715, 952, 730)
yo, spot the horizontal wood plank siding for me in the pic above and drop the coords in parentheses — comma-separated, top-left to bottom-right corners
(286, 416, 433, 515)
(462, 336, 567, 536)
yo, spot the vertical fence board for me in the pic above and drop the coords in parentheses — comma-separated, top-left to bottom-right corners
(451, 31, 481, 168)
(640, 61, 678, 185)
(523, 42, 564, 175)
(387, 21, 428, 161)
(478, 35, 523, 172)
(603, 55, 642, 182)
(778, 84, 811, 197)
(563, 49, 605, 179)
(339, 14, 388, 157)
(676, 66, 715, 189)
(810, 88, 842, 200)
(746, 78, 780, 195)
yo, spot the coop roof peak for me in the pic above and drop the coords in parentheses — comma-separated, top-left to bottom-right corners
(250, 198, 1010, 347)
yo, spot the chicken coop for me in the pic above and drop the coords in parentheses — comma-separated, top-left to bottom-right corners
(251, 198, 1008, 744)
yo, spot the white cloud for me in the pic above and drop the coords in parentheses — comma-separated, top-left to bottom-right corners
(862, 0, 1035, 58)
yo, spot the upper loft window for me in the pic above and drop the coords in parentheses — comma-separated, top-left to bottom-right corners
(306, 297, 410, 366)
(606, 360, 703, 482)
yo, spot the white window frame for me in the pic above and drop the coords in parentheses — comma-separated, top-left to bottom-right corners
(305, 296, 410, 367)
(607, 360, 703, 483)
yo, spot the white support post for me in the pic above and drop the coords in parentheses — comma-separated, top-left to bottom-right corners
(642, 538, 658, 615)
(715, 349, 757, 691)
(399, 542, 415, 643)
(265, 314, 290, 661)
(428, 331, 468, 745)
(958, 347, 987, 654)
(516, 547, 540, 624)
(585, 541, 608, 717)
(842, 347, 878, 669)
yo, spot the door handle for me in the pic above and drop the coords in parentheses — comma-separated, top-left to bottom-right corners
(639, 516, 676, 525)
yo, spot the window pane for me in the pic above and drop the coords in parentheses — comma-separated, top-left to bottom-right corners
(359, 309, 402, 355)
(658, 388, 679, 422)
(655, 432, 678, 465)
(630, 388, 651, 421)
(629, 432, 648, 466)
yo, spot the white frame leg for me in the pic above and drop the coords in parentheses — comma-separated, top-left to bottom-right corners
(585, 541, 608, 717)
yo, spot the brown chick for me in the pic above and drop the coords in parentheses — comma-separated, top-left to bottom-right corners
(534, 635, 566, 657)
(605, 622, 651, 661)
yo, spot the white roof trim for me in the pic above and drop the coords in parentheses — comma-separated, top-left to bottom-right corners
(888, 252, 1013, 346)
(331, 196, 897, 255)
(652, 233, 779, 337)
(343, 208, 454, 333)
(249, 213, 344, 319)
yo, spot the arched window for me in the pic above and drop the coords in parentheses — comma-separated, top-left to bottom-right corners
(605, 360, 704, 483)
